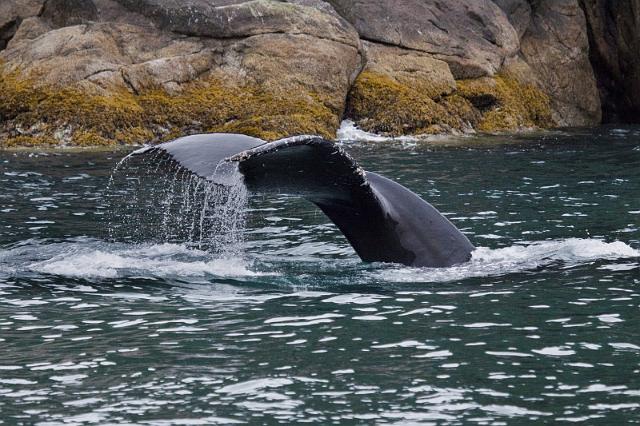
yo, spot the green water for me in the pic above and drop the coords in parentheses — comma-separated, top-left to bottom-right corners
(0, 128, 639, 424)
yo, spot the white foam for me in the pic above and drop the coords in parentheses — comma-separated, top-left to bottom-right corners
(473, 238, 638, 263)
(336, 120, 421, 143)
(337, 120, 405, 143)
(375, 238, 639, 283)
(532, 346, 576, 357)
(3, 237, 637, 283)
(216, 378, 293, 395)
(4, 241, 270, 279)
(264, 313, 344, 327)
(322, 293, 389, 305)
(336, 120, 467, 145)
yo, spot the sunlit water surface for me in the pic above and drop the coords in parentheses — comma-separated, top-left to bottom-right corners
(0, 127, 639, 424)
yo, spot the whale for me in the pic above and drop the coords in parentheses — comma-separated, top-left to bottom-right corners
(132, 133, 475, 268)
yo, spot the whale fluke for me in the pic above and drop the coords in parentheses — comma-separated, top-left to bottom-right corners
(134, 133, 475, 267)
(131, 133, 265, 178)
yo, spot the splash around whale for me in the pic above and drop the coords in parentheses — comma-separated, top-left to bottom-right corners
(130, 133, 475, 268)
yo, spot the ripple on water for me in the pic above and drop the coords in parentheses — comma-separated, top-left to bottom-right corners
(1, 133, 640, 424)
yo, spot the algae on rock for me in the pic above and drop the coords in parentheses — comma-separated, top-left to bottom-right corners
(0, 0, 609, 147)
(0, 61, 555, 147)
(346, 71, 465, 135)
(456, 75, 554, 132)
(0, 65, 339, 148)
(0, 1, 362, 148)
(346, 69, 554, 137)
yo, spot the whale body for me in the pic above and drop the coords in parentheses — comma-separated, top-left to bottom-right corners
(133, 133, 475, 267)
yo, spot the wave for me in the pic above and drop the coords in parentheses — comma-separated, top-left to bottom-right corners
(336, 120, 416, 143)
(0, 238, 636, 283)
(336, 120, 430, 144)
(336, 120, 469, 145)
(0, 239, 271, 280)
(374, 238, 639, 283)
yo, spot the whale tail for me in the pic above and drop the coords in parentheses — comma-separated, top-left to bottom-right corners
(136, 134, 475, 267)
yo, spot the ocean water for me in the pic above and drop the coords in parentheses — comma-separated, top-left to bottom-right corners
(0, 127, 639, 424)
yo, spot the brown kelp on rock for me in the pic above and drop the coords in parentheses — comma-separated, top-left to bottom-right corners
(0, 0, 604, 147)
(0, 0, 362, 148)
(0, 65, 339, 148)
(347, 70, 554, 137)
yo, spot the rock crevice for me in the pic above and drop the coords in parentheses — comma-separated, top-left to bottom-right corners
(0, 0, 46, 51)
(579, 0, 640, 123)
(0, 18, 20, 51)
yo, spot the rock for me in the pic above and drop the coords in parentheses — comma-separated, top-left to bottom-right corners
(331, 0, 600, 130)
(493, 0, 602, 126)
(41, 0, 99, 28)
(7, 16, 51, 47)
(2, 22, 217, 90)
(230, 33, 361, 114)
(326, 0, 520, 78)
(492, 0, 532, 38)
(579, 0, 640, 123)
(345, 41, 470, 136)
(361, 41, 456, 98)
(455, 74, 554, 132)
(0, 0, 45, 50)
(113, 0, 357, 45)
(519, 0, 601, 126)
(0, 0, 362, 146)
(0, 0, 622, 147)
(1, 20, 20, 51)
(91, 0, 160, 27)
(345, 40, 553, 136)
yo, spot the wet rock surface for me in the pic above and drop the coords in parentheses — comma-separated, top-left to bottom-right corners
(0, 0, 635, 146)
(0, 0, 362, 145)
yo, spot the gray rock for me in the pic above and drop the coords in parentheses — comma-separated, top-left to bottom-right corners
(2, 0, 362, 95)
(492, 0, 532, 38)
(519, 0, 601, 126)
(0, 0, 618, 143)
(326, 0, 520, 78)
(580, 0, 640, 123)
(0, 0, 363, 141)
(0, 0, 45, 50)
(361, 41, 456, 98)
(113, 0, 358, 47)
(41, 0, 98, 28)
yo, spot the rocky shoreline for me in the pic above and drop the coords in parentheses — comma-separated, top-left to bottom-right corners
(0, 0, 636, 147)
